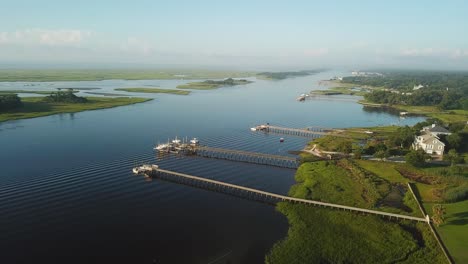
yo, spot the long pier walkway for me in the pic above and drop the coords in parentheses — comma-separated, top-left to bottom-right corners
(193, 146, 299, 169)
(147, 167, 429, 223)
(253, 124, 348, 138)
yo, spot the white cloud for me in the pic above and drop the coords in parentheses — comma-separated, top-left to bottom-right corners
(0, 29, 92, 46)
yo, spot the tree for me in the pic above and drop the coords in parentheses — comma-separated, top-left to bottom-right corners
(447, 133, 461, 150)
(405, 149, 427, 167)
(338, 141, 352, 154)
(444, 149, 462, 166)
(0, 94, 22, 111)
(374, 150, 389, 160)
(432, 204, 446, 227)
(353, 146, 363, 159)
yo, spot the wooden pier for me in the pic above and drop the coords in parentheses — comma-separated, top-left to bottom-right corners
(145, 167, 429, 223)
(252, 124, 348, 138)
(192, 146, 299, 169)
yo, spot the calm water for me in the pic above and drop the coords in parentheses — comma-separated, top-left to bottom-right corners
(0, 71, 424, 264)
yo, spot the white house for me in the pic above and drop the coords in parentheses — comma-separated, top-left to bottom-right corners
(413, 133, 445, 155)
(421, 124, 452, 137)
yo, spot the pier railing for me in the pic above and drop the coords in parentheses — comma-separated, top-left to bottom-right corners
(147, 168, 428, 223)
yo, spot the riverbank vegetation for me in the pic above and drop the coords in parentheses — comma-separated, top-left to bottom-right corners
(266, 160, 445, 263)
(115, 88, 190, 95)
(340, 71, 468, 122)
(0, 94, 22, 111)
(0, 69, 254, 82)
(0, 96, 151, 122)
(257, 70, 322, 80)
(310, 86, 369, 96)
(176, 78, 252, 90)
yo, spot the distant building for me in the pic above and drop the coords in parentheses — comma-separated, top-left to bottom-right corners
(413, 133, 445, 156)
(421, 124, 452, 137)
(413, 84, 424, 90)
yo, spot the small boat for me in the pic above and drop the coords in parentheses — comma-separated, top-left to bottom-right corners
(133, 164, 159, 174)
(190, 138, 199, 145)
(250, 127, 257, 131)
(154, 143, 169, 151)
(280, 138, 285, 142)
(297, 95, 306, 101)
(172, 136, 181, 144)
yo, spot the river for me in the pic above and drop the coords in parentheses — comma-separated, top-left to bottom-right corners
(0, 71, 425, 263)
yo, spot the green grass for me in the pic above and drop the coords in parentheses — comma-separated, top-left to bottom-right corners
(114, 88, 190, 95)
(359, 100, 468, 123)
(176, 79, 252, 90)
(0, 96, 152, 122)
(176, 82, 220, 90)
(424, 200, 468, 264)
(0, 69, 255, 82)
(311, 86, 369, 96)
(0, 90, 76, 95)
(266, 160, 445, 263)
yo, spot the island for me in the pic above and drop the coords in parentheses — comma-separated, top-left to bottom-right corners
(0, 91, 152, 122)
(114, 88, 190, 95)
(176, 78, 252, 90)
(257, 70, 323, 80)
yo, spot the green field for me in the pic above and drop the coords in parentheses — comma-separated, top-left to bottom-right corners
(266, 161, 445, 263)
(114, 88, 190, 95)
(0, 69, 254, 82)
(0, 96, 152, 122)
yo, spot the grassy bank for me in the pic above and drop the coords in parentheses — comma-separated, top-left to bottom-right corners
(266, 160, 445, 263)
(0, 69, 255, 82)
(359, 100, 468, 123)
(114, 88, 190, 95)
(0, 90, 77, 95)
(0, 96, 152, 122)
(176, 79, 252, 90)
(311, 86, 369, 96)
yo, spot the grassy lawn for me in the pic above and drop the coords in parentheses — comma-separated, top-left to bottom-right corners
(114, 87, 190, 95)
(424, 200, 468, 264)
(0, 69, 255, 82)
(0, 96, 152, 122)
(266, 160, 445, 263)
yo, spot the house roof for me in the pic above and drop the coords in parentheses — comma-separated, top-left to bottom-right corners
(419, 134, 445, 146)
(428, 125, 450, 134)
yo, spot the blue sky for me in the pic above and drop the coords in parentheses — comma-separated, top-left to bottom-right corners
(1, 0, 468, 69)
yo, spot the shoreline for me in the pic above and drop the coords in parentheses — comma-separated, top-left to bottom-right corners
(0, 97, 153, 123)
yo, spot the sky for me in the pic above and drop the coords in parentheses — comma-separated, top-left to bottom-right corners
(1, 0, 468, 70)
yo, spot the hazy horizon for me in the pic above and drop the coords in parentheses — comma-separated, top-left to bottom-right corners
(2, 0, 468, 70)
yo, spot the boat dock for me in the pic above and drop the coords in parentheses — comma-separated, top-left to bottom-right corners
(251, 124, 347, 138)
(137, 166, 429, 223)
(194, 146, 299, 169)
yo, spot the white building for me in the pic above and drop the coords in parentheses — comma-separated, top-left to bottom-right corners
(413, 133, 445, 156)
